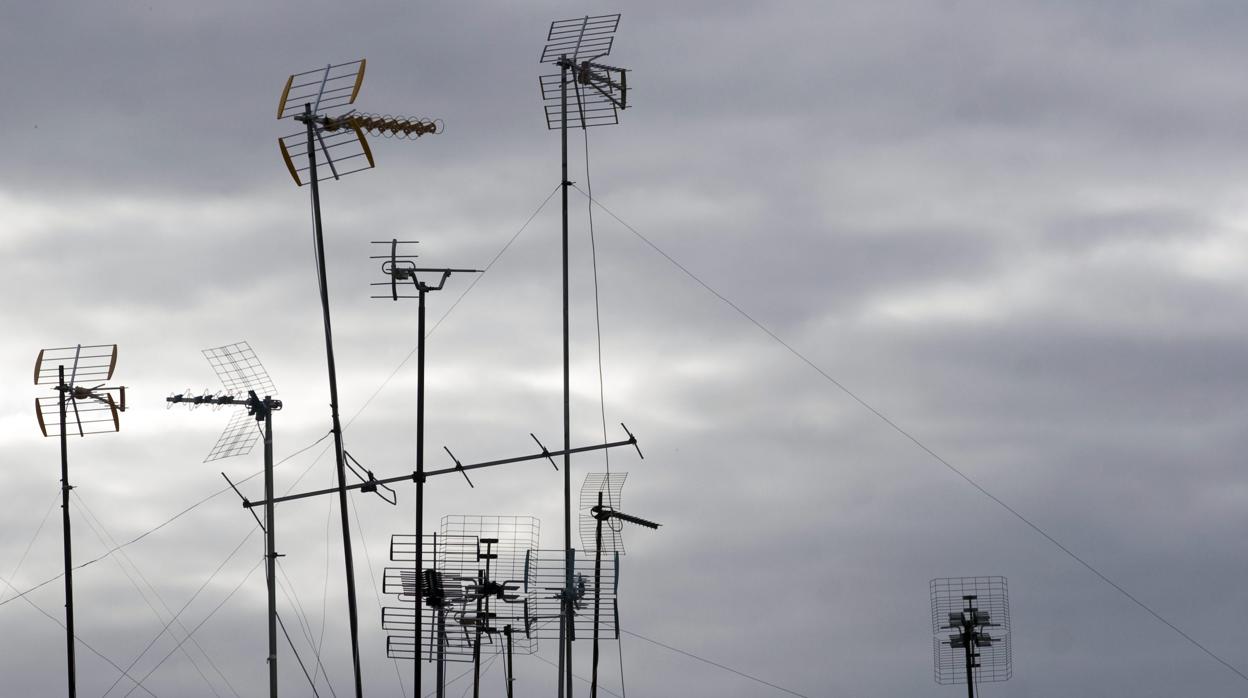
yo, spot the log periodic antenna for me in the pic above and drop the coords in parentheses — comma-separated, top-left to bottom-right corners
(539, 14, 633, 697)
(931, 576, 1012, 698)
(167, 342, 284, 698)
(275, 59, 443, 698)
(34, 343, 126, 698)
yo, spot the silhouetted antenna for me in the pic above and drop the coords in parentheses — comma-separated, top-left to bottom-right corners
(34, 343, 127, 698)
(539, 15, 633, 696)
(586, 490, 659, 696)
(579, 472, 627, 553)
(167, 342, 284, 698)
(931, 577, 1012, 697)
(277, 60, 442, 186)
(276, 59, 444, 698)
(524, 549, 618, 640)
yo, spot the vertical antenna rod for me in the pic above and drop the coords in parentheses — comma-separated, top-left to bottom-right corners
(540, 17, 630, 694)
(58, 364, 76, 698)
(303, 102, 365, 698)
(263, 405, 278, 698)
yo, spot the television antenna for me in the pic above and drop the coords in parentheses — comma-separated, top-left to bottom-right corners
(34, 343, 127, 698)
(931, 576, 1012, 697)
(584, 481, 659, 697)
(166, 342, 283, 698)
(539, 14, 631, 696)
(276, 59, 443, 698)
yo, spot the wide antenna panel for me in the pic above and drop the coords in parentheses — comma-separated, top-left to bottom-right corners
(204, 409, 260, 463)
(580, 472, 628, 553)
(277, 60, 366, 120)
(35, 395, 119, 437)
(930, 576, 1012, 685)
(524, 549, 618, 640)
(278, 126, 375, 186)
(204, 342, 277, 398)
(34, 344, 117, 385)
(441, 515, 540, 584)
(541, 15, 620, 64)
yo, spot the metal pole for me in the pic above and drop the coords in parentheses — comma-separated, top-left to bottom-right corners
(558, 52, 575, 698)
(264, 407, 278, 698)
(415, 284, 427, 697)
(504, 625, 515, 698)
(472, 569, 483, 698)
(962, 597, 976, 698)
(304, 102, 365, 698)
(436, 607, 447, 698)
(590, 492, 603, 698)
(59, 365, 77, 698)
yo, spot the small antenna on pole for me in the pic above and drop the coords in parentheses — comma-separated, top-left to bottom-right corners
(931, 576, 1013, 697)
(167, 342, 284, 698)
(34, 343, 126, 698)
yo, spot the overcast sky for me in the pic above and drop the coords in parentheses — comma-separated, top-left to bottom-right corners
(6, 1, 1248, 696)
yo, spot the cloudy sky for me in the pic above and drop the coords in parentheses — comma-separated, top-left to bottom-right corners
(5, 1, 1248, 696)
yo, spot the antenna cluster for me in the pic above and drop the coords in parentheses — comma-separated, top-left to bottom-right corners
(931, 576, 1012, 697)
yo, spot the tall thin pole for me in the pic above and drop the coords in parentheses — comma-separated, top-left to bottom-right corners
(962, 597, 976, 698)
(590, 492, 603, 698)
(472, 570, 483, 698)
(504, 625, 515, 698)
(415, 284, 428, 697)
(59, 365, 77, 698)
(558, 51, 575, 698)
(264, 407, 278, 698)
(304, 103, 365, 698)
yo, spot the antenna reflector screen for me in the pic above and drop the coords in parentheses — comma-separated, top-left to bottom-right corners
(35, 344, 118, 385)
(278, 59, 366, 119)
(541, 14, 620, 64)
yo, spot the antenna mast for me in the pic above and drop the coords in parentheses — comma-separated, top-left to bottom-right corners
(539, 15, 631, 695)
(35, 343, 127, 698)
(166, 341, 283, 697)
(275, 60, 442, 698)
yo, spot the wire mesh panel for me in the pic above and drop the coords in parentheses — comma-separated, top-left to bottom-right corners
(203, 342, 277, 398)
(204, 409, 259, 463)
(383, 533, 485, 662)
(278, 127, 374, 186)
(441, 516, 540, 584)
(931, 576, 1012, 685)
(580, 472, 627, 553)
(540, 73, 623, 129)
(541, 14, 621, 64)
(525, 549, 618, 641)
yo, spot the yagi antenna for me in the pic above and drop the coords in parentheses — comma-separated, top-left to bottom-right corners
(167, 342, 285, 698)
(276, 60, 443, 186)
(34, 343, 126, 698)
(930, 576, 1013, 697)
(275, 61, 444, 698)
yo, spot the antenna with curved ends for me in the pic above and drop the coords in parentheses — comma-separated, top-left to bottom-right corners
(275, 61, 444, 698)
(33, 343, 126, 698)
(166, 342, 284, 698)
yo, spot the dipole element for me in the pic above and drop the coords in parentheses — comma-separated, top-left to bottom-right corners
(34, 343, 126, 698)
(276, 59, 442, 697)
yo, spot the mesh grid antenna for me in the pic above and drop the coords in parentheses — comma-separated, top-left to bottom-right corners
(168, 341, 279, 463)
(276, 59, 442, 186)
(34, 344, 126, 437)
(579, 473, 627, 553)
(383, 533, 480, 663)
(524, 549, 618, 640)
(442, 516, 540, 584)
(33, 342, 127, 698)
(931, 576, 1012, 690)
(541, 15, 620, 64)
(540, 14, 629, 130)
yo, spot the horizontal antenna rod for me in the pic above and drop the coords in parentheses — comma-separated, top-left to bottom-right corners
(244, 430, 641, 509)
